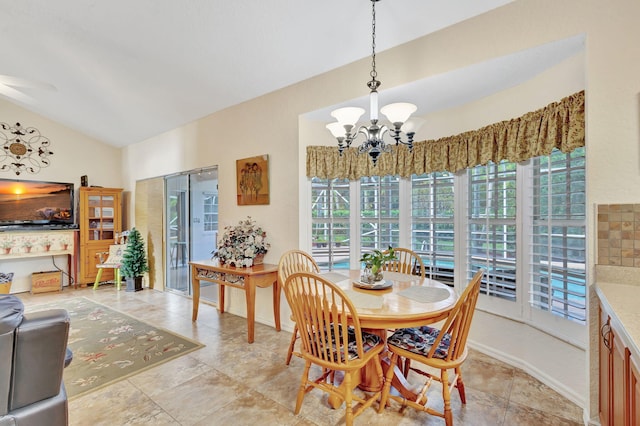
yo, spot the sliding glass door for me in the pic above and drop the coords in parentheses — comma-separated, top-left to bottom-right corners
(165, 168, 218, 298)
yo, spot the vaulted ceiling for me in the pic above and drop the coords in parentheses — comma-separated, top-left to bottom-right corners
(0, 1, 521, 147)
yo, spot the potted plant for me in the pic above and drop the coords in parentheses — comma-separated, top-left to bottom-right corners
(1, 240, 13, 254)
(360, 246, 396, 282)
(59, 238, 70, 251)
(120, 228, 149, 292)
(22, 240, 33, 253)
(41, 238, 52, 251)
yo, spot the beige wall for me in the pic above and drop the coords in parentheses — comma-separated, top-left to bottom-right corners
(0, 99, 122, 293)
(114, 0, 639, 419)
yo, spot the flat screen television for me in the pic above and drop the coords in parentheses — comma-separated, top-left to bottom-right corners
(0, 179, 75, 228)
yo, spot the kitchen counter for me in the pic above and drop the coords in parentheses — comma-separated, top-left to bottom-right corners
(595, 265, 640, 358)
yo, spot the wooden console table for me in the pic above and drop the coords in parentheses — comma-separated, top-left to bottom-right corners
(190, 259, 281, 343)
(0, 229, 78, 288)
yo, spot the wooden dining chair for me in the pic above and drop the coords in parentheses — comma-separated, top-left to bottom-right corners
(378, 269, 484, 426)
(277, 250, 320, 365)
(382, 247, 426, 279)
(283, 271, 385, 426)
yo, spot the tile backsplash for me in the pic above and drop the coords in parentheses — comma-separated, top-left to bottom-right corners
(597, 203, 640, 267)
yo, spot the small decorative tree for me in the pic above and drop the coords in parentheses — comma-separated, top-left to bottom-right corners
(120, 228, 149, 292)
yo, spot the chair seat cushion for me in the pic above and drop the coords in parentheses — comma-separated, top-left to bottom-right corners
(387, 325, 451, 359)
(312, 325, 381, 361)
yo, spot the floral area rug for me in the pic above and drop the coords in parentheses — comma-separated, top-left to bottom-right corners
(31, 297, 204, 400)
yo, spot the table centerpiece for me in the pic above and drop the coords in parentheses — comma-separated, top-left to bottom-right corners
(360, 246, 396, 283)
(213, 216, 270, 267)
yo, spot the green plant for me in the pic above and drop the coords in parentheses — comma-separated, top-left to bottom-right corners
(1, 240, 13, 249)
(120, 228, 149, 278)
(359, 246, 396, 275)
(22, 240, 33, 248)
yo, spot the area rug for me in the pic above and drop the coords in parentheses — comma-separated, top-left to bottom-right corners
(30, 297, 204, 400)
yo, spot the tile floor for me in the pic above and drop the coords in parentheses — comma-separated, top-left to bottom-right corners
(17, 287, 585, 426)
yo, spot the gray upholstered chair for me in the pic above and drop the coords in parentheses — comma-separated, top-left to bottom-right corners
(0, 295, 71, 426)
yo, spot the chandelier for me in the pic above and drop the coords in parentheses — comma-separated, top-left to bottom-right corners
(326, 0, 423, 165)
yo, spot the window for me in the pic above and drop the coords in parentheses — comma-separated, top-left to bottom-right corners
(411, 172, 455, 283)
(467, 162, 517, 301)
(309, 148, 586, 325)
(311, 177, 350, 270)
(530, 147, 586, 322)
(360, 176, 400, 251)
(203, 193, 218, 232)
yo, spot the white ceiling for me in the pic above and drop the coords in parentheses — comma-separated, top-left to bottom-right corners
(0, 0, 521, 147)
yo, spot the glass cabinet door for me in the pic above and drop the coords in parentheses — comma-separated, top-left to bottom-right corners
(87, 194, 115, 241)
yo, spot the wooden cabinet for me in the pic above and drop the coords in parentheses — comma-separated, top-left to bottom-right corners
(600, 307, 612, 425)
(630, 354, 640, 426)
(78, 187, 122, 285)
(599, 301, 640, 426)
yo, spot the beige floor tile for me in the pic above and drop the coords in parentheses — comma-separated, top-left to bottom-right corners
(16, 287, 584, 425)
(503, 400, 583, 426)
(508, 369, 583, 423)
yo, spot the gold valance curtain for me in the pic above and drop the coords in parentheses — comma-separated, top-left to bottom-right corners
(306, 90, 585, 180)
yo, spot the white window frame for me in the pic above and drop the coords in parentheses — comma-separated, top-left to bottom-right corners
(305, 150, 586, 343)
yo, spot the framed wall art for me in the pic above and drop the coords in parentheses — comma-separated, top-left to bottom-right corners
(236, 154, 270, 205)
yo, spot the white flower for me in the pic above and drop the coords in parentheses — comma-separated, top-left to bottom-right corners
(212, 216, 270, 265)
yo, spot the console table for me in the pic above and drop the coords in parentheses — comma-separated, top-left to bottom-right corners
(190, 259, 281, 343)
(0, 230, 78, 289)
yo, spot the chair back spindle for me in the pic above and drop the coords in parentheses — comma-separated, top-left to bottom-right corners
(382, 247, 426, 279)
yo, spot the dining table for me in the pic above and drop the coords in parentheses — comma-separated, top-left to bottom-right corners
(319, 269, 458, 408)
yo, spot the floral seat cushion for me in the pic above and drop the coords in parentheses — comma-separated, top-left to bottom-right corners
(387, 325, 451, 359)
(308, 325, 381, 361)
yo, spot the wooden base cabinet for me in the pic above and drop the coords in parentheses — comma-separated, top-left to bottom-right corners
(78, 187, 123, 286)
(599, 302, 640, 426)
(630, 355, 640, 426)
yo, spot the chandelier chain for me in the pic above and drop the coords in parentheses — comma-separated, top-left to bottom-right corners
(327, 0, 418, 166)
(370, 0, 377, 82)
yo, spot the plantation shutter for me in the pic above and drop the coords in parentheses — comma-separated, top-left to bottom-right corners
(530, 147, 586, 322)
(360, 176, 400, 251)
(311, 177, 350, 270)
(467, 161, 517, 301)
(411, 172, 455, 284)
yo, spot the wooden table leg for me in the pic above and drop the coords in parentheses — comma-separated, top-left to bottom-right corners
(327, 358, 408, 410)
(191, 269, 200, 322)
(273, 279, 281, 331)
(245, 281, 255, 343)
(218, 283, 225, 313)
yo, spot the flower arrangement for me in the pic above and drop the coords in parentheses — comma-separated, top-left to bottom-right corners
(213, 217, 270, 267)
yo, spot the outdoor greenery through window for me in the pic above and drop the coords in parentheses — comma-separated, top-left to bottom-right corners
(310, 147, 586, 324)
